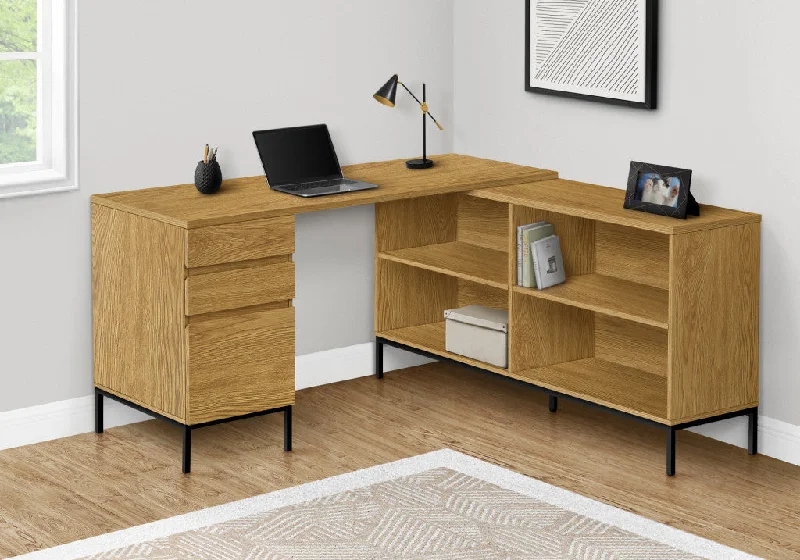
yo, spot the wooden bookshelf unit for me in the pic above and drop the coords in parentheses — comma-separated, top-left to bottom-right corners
(374, 179, 761, 475)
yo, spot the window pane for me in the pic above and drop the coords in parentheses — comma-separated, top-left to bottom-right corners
(0, 0, 37, 53)
(0, 59, 37, 165)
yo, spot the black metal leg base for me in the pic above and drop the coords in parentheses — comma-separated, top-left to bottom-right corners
(748, 408, 759, 456)
(375, 339, 384, 379)
(284, 405, 293, 452)
(95, 388, 291, 475)
(666, 428, 676, 476)
(548, 395, 558, 413)
(95, 390, 104, 434)
(182, 426, 192, 474)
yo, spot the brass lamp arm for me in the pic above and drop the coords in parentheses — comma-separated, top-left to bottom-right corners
(398, 81, 444, 131)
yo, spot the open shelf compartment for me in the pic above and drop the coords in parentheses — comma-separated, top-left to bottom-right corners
(375, 256, 509, 374)
(511, 207, 670, 329)
(376, 192, 510, 288)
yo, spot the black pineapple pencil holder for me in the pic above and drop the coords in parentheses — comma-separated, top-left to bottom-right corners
(195, 160, 222, 195)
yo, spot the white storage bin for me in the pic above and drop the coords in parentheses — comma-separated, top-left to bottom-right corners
(444, 305, 509, 368)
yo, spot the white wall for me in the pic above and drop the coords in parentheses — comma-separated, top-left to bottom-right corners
(453, 0, 800, 427)
(0, 0, 454, 412)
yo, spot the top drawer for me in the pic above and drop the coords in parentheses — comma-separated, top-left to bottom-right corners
(186, 216, 295, 268)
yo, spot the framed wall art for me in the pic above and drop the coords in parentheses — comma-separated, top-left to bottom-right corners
(525, 0, 658, 109)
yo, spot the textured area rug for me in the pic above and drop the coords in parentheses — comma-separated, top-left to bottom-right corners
(12, 449, 758, 560)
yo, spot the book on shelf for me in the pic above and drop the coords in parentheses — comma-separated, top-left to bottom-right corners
(531, 234, 566, 290)
(517, 222, 554, 288)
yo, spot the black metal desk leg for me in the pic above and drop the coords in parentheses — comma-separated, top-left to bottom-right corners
(95, 390, 104, 434)
(375, 339, 384, 379)
(748, 408, 758, 455)
(284, 405, 293, 452)
(666, 427, 676, 476)
(548, 395, 558, 413)
(182, 426, 192, 474)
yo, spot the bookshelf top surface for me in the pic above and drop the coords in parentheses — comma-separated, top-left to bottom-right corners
(472, 179, 761, 235)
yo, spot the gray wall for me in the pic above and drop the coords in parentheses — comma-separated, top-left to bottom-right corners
(0, 0, 454, 412)
(454, 0, 800, 426)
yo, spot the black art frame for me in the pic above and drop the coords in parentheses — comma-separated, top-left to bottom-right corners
(525, 0, 659, 110)
(624, 161, 697, 220)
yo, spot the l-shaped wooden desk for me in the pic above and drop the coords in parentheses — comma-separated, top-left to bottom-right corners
(91, 154, 761, 476)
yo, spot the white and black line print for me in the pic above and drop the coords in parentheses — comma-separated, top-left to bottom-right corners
(529, 0, 647, 103)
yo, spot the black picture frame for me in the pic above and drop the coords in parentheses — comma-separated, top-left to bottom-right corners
(624, 162, 698, 220)
(525, 0, 658, 110)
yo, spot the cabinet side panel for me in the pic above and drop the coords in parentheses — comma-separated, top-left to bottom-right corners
(92, 204, 186, 421)
(668, 223, 760, 422)
(375, 259, 458, 332)
(595, 222, 669, 289)
(375, 196, 457, 252)
(510, 293, 594, 372)
(457, 195, 509, 252)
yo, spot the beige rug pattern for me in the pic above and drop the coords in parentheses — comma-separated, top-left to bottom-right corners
(80, 467, 701, 560)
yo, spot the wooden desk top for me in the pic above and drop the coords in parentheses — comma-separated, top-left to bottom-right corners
(92, 154, 558, 229)
(473, 179, 761, 235)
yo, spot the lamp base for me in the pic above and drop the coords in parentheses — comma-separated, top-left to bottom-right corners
(406, 158, 434, 170)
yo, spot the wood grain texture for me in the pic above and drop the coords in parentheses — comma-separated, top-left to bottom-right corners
(185, 261, 295, 316)
(510, 292, 594, 372)
(1, 366, 797, 560)
(92, 204, 186, 421)
(474, 180, 761, 235)
(186, 216, 294, 268)
(187, 307, 295, 425)
(513, 206, 595, 277)
(667, 223, 760, 423)
(457, 195, 509, 252)
(379, 242, 508, 288)
(516, 358, 668, 423)
(378, 322, 508, 375)
(457, 279, 508, 311)
(513, 274, 669, 329)
(595, 315, 668, 378)
(375, 259, 457, 332)
(375, 195, 457, 252)
(92, 155, 558, 229)
(595, 222, 669, 290)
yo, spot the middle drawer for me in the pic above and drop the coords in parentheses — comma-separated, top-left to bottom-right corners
(186, 260, 295, 316)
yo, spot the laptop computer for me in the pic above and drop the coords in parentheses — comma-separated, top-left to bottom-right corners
(253, 124, 378, 198)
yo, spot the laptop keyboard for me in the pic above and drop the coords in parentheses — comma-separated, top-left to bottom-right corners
(289, 178, 357, 191)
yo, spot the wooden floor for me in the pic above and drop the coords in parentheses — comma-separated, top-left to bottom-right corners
(1, 362, 799, 558)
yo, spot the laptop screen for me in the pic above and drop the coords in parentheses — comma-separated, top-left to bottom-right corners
(253, 124, 343, 186)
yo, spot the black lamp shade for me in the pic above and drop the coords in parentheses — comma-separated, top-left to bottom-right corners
(374, 74, 398, 107)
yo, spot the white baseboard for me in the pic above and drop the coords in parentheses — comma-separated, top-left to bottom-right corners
(295, 342, 432, 390)
(2, 345, 799, 469)
(0, 343, 431, 452)
(690, 415, 800, 466)
(0, 394, 151, 451)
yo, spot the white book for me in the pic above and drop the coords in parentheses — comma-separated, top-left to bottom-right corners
(522, 223, 554, 288)
(531, 235, 566, 290)
(516, 222, 546, 286)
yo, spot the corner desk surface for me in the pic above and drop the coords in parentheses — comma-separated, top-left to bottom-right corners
(92, 154, 558, 228)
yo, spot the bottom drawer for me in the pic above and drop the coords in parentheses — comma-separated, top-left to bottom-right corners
(186, 306, 295, 425)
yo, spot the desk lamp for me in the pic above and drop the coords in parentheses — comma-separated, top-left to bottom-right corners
(373, 74, 444, 169)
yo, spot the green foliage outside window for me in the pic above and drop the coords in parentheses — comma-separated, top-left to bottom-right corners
(0, 0, 38, 165)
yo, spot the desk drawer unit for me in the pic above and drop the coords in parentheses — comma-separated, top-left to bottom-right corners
(186, 216, 295, 268)
(187, 306, 295, 424)
(185, 260, 295, 316)
(92, 204, 296, 473)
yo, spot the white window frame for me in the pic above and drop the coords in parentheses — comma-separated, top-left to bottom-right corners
(0, 0, 78, 198)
